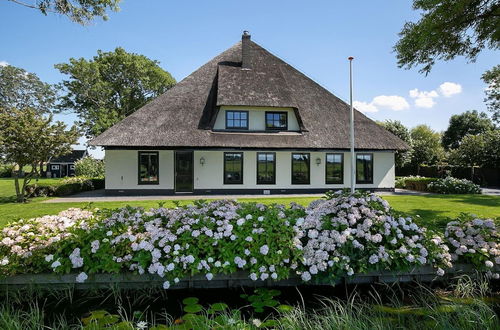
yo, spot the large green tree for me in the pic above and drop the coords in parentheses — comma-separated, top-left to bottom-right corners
(378, 120, 413, 169)
(55, 48, 176, 139)
(410, 124, 444, 174)
(5, 0, 120, 25)
(442, 110, 494, 149)
(394, 0, 499, 74)
(482, 65, 500, 123)
(0, 107, 79, 202)
(0, 64, 57, 114)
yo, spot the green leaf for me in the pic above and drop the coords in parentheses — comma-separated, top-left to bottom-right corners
(183, 304, 203, 314)
(182, 297, 199, 306)
(209, 303, 228, 312)
(276, 304, 294, 312)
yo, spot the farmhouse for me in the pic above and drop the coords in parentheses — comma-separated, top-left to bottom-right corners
(90, 32, 407, 195)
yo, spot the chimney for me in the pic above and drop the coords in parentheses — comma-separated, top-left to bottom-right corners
(241, 31, 251, 70)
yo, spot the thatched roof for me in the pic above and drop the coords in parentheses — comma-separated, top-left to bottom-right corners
(49, 150, 86, 163)
(90, 34, 408, 151)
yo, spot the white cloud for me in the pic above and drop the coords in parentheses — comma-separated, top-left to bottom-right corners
(372, 95, 410, 111)
(439, 82, 462, 97)
(414, 97, 436, 108)
(353, 100, 378, 113)
(409, 88, 439, 108)
(0, 61, 8, 67)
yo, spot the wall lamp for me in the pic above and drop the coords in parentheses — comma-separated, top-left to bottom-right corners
(315, 157, 321, 166)
(200, 157, 206, 166)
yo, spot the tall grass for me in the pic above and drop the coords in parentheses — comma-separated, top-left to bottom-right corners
(0, 276, 498, 329)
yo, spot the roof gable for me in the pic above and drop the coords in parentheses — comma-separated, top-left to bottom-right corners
(90, 37, 408, 151)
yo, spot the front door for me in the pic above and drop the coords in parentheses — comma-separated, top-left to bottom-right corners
(175, 151, 194, 192)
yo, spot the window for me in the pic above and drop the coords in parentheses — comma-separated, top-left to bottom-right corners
(291, 153, 310, 184)
(356, 153, 373, 184)
(69, 165, 75, 170)
(224, 152, 243, 184)
(225, 111, 248, 129)
(138, 151, 159, 184)
(265, 112, 287, 130)
(326, 153, 343, 184)
(51, 165, 60, 170)
(257, 152, 276, 184)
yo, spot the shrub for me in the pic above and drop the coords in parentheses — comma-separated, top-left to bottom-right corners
(445, 214, 499, 278)
(0, 164, 13, 178)
(74, 156, 105, 178)
(297, 191, 452, 281)
(395, 176, 438, 191)
(427, 177, 482, 194)
(25, 176, 105, 197)
(0, 193, 473, 285)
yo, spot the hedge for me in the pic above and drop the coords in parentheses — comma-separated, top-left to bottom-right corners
(395, 176, 438, 192)
(26, 177, 104, 197)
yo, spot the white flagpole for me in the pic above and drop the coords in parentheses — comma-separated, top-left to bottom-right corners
(348, 56, 355, 193)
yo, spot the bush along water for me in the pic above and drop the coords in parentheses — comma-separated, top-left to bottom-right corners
(427, 177, 482, 194)
(0, 192, 498, 286)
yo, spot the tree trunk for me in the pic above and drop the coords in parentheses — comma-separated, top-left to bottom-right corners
(13, 168, 24, 203)
(471, 166, 475, 182)
(39, 162, 45, 177)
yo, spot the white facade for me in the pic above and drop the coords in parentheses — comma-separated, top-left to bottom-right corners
(105, 149, 395, 193)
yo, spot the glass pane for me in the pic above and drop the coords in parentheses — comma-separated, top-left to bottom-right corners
(241, 112, 247, 119)
(234, 112, 240, 120)
(227, 112, 234, 119)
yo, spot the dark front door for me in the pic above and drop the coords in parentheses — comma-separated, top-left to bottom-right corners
(175, 151, 193, 192)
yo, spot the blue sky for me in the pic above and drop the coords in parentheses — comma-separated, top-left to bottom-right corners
(1, 0, 498, 158)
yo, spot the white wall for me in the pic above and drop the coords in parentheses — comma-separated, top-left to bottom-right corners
(193, 151, 394, 190)
(213, 106, 300, 131)
(105, 150, 174, 190)
(105, 149, 395, 191)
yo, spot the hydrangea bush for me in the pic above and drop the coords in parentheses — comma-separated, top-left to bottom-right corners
(0, 193, 497, 286)
(427, 177, 481, 194)
(445, 214, 499, 279)
(295, 191, 452, 281)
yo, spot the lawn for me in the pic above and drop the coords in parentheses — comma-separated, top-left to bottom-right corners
(0, 178, 498, 230)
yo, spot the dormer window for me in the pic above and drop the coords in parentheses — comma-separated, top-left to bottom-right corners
(225, 111, 248, 129)
(265, 112, 287, 130)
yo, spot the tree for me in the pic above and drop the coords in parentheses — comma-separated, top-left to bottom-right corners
(394, 0, 499, 74)
(378, 120, 413, 169)
(55, 48, 176, 139)
(482, 129, 500, 168)
(0, 64, 57, 114)
(442, 110, 494, 149)
(0, 107, 79, 202)
(410, 125, 444, 174)
(448, 134, 486, 179)
(5, 0, 120, 25)
(482, 65, 500, 123)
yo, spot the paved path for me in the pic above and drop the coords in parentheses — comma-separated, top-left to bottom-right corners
(42, 188, 436, 203)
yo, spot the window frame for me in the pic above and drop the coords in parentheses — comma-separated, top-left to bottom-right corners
(291, 153, 310, 185)
(225, 110, 249, 130)
(256, 152, 276, 185)
(265, 111, 288, 131)
(138, 151, 160, 185)
(51, 164, 60, 170)
(325, 153, 344, 184)
(223, 152, 244, 185)
(356, 153, 374, 184)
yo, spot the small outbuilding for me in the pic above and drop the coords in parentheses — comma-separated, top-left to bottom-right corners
(46, 150, 87, 178)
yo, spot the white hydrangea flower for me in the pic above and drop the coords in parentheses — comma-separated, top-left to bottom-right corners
(75, 272, 88, 283)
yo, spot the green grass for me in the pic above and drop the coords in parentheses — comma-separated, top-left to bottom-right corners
(0, 178, 498, 231)
(0, 177, 61, 202)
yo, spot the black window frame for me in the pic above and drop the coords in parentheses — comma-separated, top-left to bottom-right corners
(256, 152, 276, 185)
(265, 111, 288, 130)
(223, 152, 244, 184)
(138, 151, 159, 185)
(291, 153, 310, 185)
(225, 110, 249, 130)
(356, 153, 373, 184)
(325, 153, 344, 184)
